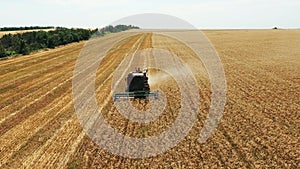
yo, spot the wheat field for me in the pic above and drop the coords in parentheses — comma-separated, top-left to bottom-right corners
(0, 30, 299, 168)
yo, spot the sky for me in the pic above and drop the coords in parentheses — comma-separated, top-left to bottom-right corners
(1, 0, 299, 29)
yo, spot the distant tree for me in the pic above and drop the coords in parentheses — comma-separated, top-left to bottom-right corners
(47, 34, 60, 48)
(0, 26, 54, 31)
(0, 43, 6, 58)
(19, 39, 29, 55)
(92, 25, 140, 38)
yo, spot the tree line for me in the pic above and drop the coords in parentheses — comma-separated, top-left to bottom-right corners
(93, 25, 140, 37)
(0, 26, 55, 31)
(0, 28, 95, 57)
(0, 25, 139, 58)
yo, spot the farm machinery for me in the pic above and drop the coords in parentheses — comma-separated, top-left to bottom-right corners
(113, 68, 158, 101)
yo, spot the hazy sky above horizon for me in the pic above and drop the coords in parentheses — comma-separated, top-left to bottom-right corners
(1, 0, 299, 29)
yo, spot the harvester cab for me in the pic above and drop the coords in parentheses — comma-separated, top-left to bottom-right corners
(113, 68, 158, 101)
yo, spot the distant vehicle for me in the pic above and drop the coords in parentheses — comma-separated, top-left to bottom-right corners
(113, 68, 158, 101)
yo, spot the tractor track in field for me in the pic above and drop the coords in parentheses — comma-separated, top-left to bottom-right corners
(0, 52, 77, 90)
(0, 59, 76, 112)
(0, 45, 83, 85)
(0, 42, 82, 73)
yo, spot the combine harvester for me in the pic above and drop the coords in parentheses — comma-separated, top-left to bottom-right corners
(113, 68, 158, 101)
